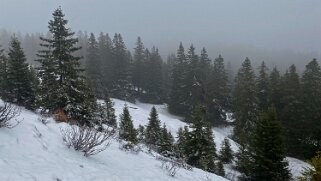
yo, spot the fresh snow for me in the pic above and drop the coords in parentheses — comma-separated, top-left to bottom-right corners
(0, 99, 310, 180)
(0, 100, 227, 181)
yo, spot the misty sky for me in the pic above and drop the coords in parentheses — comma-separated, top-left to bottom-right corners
(0, 0, 320, 61)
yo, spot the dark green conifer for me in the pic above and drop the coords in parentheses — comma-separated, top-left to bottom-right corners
(168, 42, 188, 116)
(36, 7, 96, 123)
(216, 161, 226, 177)
(6, 37, 35, 108)
(119, 105, 138, 144)
(251, 106, 291, 181)
(104, 96, 117, 127)
(206, 54, 231, 123)
(219, 138, 233, 164)
(86, 33, 103, 98)
(145, 106, 162, 149)
(280, 64, 303, 157)
(158, 123, 174, 156)
(257, 61, 270, 111)
(184, 105, 217, 172)
(300, 59, 321, 157)
(233, 57, 258, 144)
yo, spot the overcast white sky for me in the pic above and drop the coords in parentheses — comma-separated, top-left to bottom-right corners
(0, 0, 320, 58)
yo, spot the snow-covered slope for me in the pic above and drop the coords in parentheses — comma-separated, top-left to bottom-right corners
(0, 100, 227, 181)
(113, 99, 310, 180)
(0, 99, 310, 180)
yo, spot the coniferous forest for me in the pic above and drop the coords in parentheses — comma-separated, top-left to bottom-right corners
(0, 6, 320, 181)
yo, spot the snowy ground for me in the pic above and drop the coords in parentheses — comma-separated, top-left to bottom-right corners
(113, 99, 311, 180)
(0, 99, 310, 180)
(0, 100, 227, 181)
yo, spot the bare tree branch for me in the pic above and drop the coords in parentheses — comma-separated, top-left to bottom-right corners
(0, 102, 21, 128)
(61, 125, 115, 156)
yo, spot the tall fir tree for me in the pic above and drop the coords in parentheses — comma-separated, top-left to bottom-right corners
(145, 106, 162, 149)
(6, 37, 35, 109)
(110, 33, 134, 101)
(119, 105, 138, 144)
(175, 126, 189, 159)
(158, 123, 174, 156)
(251, 106, 291, 181)
(269, 67, 282, 110)
(184, 105, 217, 173)
(233, 57, 258, 144)
(219, 137, 234, 164)
(142, 47, 163, 103)
(206, 54, 231, 124)
(257, 61, 270, 111)
(198, 47, 211, 83)
(36, 7, 96, 123)
(98, 32, 113, 93)
(300, 59, 321, 158)
(185, 45, 201, 118)
(85, 33, 103, 98)
(104, 96, 117, 128)
(132, 36, 145, 95)
(280, 64, 303, 158)
(169, 42, 189, 116)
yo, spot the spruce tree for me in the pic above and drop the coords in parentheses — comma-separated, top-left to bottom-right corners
(301, 59, 321, 157)
(158, 123, 174, 156)
(176, 126, 189, 159)
(184, 105, 217, 172)
(36, 7, 96, 123)
(98, 32, 113, 92)
(104, 96, 117, 127)
(85, 33, 103, 97)
(168, 42, 188, 116)
(143, 47, 163, 103)
(145, 106, 162, 149)
(6, 37, 35, 108)
(185, 45, 201, 118)
(216, 161, 226, 177)
(251, 106, 291, 181)
(198, 47, 211, 83)
(269, 67, 282, 110)
(280, 64, 303, 157)
(219, 138, 233, 164)
(206, 54, 231, 123)
(110, 34, 134, 101)
(119, 105, 138, 144)
(132, 36, 145, 95)
(233, 57, 258, 144)
(257, 61, 270, 111)
(235, 143, 253, 181)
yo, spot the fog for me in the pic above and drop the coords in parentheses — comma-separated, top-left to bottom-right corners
(0, 0, 320, 71)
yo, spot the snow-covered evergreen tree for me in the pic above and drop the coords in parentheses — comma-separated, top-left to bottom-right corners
(36, 7, 96, 124)
(184, 105, 217, 172)
(119, 105, 138, 144)
(219, 138, 233, 164)
(145, 106, 162, 149)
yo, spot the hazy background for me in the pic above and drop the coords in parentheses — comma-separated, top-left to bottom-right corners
(0, 0, 320, 72)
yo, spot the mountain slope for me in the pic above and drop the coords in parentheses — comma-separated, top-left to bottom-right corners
(0, 99, 310, 180)
(0, 100, 227, 181)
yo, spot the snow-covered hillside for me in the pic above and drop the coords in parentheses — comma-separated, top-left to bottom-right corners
(0, 99, 310, 180)
(0, 100, 227, 181)
(113, 99, 310, 179)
